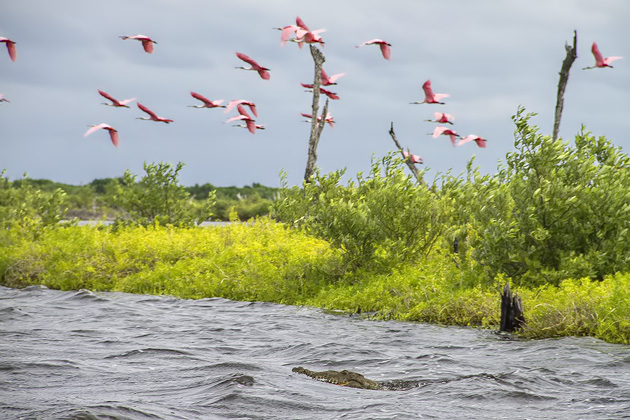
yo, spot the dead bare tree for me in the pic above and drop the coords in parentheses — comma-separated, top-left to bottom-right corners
(388, 122, 424, 184)
(553, 30, 578, 140)
(303, 45, 329, 183)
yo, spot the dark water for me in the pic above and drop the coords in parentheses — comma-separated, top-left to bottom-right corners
(1, 286, 629, 419)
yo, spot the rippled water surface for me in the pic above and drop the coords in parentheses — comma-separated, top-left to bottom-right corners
(1, 286, 629, 419)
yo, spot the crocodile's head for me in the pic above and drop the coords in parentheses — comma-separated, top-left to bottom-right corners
(292, 366, 382, 390)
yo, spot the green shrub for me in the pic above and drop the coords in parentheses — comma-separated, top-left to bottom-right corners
(112, 162, 215, 227)
(439, 107, 630, 286)
(0, 170, 68, 232)
(273, 153, 443, 273)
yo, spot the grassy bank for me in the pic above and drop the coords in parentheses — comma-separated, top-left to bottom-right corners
(1, 220, 628, 345)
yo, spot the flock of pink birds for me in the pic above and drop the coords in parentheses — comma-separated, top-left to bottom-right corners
(0, 24, 622, 168)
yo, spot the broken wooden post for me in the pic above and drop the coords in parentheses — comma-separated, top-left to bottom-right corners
(500, 282, 525, 332)
(304, 45, 327, 183)
(552, 30, 577, 140)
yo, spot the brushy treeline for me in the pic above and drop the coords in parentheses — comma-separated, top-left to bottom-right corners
(5, 165, 278, 222)
(1, 107, 629, 344)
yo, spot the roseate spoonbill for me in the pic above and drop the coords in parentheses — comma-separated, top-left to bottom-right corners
(432, 126, 460, 146)
(0, 94, 9, 103)
(233, 121, 265, 134)
(189, 91, 225, 108)
(235, 52, 270, 80)
(136, 102, 173, 123)
(84, 124, 120, 147)
(356, 39, 391, 60)
(457, 135, 487, 148)
(319, 87, 339, 100)
(225, 114, 252, 124)
(276, 16, 312, 46)
(425, 112, 454, 124)
(224, 99, 257, 117)
(301, 83, 340, 100)
(119, 35, 157, 54)
(402, 150, 423, 164)
(301, 112, 335, 128)
(226, 105, 263, 134)
(321, 68, 345, 86)
(276, 25, 300, 46)
(296, 28, 325, 46)
(225, 104, 254, 123)
(583, 42, 622, 69)
(0, 37, 16, 62)
(411, 80, 449, 105)
(98, 90, 135, 108)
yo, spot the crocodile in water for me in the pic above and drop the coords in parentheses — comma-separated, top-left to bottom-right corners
(292, 366, 418, 391)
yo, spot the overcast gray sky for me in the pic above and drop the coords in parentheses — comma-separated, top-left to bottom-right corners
(1, 1, 628, 187)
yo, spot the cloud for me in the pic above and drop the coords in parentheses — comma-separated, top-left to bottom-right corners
(1, 0, 629, 187)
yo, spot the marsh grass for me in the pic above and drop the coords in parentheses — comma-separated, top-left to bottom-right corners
(1, 219, 343, 304)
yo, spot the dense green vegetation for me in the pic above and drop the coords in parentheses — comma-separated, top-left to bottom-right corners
(1, 108, 629, 345)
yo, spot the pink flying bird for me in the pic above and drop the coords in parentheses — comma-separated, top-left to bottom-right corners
(277, 25, 300, 46)
(425, 112, 455, 125)
(225, 103, 253, 123)
(136, 102, 174, 123)
(0, 37, 17, 62)
(224, 99, 258, 117)
(290, 16, 325, 48)
(276, 16, 311, 46)
(301, 83, 340, 100)
(189, 91, 225, 109)
(235, 52, 270, 80)
(233, 121, 265, 134)
(119, 34, 157, 54)
(402, 150, 423, 164)
(295, 28, 326, 47)
(583, 42, 622, 69)
(321, 68, 345, 86)
(457, 135, 487, 148)
(225, 104, 253, 124)
(301, 112, 335, 128)
(432, 126, 460, 146)
(226, 105, 262, 134)
(84, 124, 120, 148)
(0, 94, 9, 103)
(356, 39, 391, 60)
(98, 90, 135, 108)
(412, 80, 449, 105)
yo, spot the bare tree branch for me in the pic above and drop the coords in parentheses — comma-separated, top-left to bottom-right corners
(304, 45, 326, 183)
(553, 30, 577, 140)
(388, 122, 424, 184)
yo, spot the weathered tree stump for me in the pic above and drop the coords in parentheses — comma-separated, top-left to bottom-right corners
(552, 30, 577, 140)
(499, 282, 525, 332)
